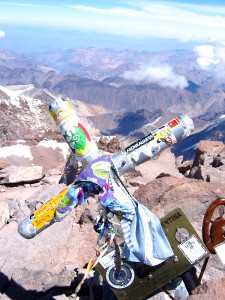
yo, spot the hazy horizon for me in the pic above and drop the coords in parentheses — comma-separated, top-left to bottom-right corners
(0, 0, 225, 53)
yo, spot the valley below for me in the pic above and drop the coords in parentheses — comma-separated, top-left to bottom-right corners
(0, 47, 225, 300)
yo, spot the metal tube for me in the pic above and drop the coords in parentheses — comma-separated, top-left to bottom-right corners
(111, 115, 194, 176)
(49, 98, 99, 167)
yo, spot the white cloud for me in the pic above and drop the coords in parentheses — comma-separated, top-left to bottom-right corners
(194, 45, 216, 68)
(1, 1, 225, 44)
(72, 5, 147, 18)
(179, 34, 193, 43)
(0, 2, 54, 8)
(123, 64, 188, 89)
(194, 42, 225, 81)
(0, 30, 5, 38)
(68, 2, 225, 43)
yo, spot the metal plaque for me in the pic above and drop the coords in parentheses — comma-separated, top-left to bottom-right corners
(95, 208, 210, 300)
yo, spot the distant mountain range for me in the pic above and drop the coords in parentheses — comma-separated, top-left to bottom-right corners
(1, 83, 225, 160)
(1, 48, 225, 118)
(1, 47, 225, 158)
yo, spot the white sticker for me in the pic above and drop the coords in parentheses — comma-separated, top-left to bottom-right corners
(99, 247, 124, 269)
(214, 241, 225, 265)
(99, 250, 116, 269)
(178, 235, 207, 264)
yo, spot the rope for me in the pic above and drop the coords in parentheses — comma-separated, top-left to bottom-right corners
(73, 241, 108, 299)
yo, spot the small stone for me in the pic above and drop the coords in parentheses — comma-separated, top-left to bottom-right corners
(0, 202, 10, 229)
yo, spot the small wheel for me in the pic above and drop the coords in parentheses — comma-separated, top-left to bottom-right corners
(202, 198, 225, 254)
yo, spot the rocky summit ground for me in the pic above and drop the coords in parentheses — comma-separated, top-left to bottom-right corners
(0, 139, 225, 300)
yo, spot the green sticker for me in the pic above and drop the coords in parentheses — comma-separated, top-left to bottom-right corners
(66, 126, 87, 150)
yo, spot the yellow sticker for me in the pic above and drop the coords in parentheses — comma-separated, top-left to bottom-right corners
(32, 211, 55, 230)
(32, 187, 70, 230)
(75, 142, 91, 156)
(56, 111, 74, 126)
(153, 127, 174, 141)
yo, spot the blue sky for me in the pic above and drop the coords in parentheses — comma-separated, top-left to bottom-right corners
(0, 0, 225, 53)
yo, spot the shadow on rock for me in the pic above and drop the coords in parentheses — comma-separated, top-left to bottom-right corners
(0, 271, 92, 300)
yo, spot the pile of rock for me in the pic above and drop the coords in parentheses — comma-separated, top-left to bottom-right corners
(0, 139, 225, 300)
(188, 140, 225, 183)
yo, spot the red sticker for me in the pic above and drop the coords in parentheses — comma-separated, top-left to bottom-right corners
(168, 118, 179, 128)
(78, 122, 92, 141)
(165, 136, 173, 144)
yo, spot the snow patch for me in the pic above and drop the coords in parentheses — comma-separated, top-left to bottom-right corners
(23, 95, 42, 114)
(38, 140, 69, 159)
(7, 84, 35, 95)
(143, 116, 161, 127)
(0, 85, 21, 107)
(0, 85, 42, 115)
(180, 143, 198, 152)
(16, 140, 27, 144)
(0, 144, 33, 160)
(205, 116, 225, 132)
(94, 136, 116, 143)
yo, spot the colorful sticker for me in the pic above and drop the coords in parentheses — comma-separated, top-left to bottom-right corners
(50, 103, 75, 126)
(32, 187, 70, 230)
(153, 127, 177, 144)
(63, 124, 93, 156)
(50, 109, 74, 126)
(50, 99, 98, 162)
